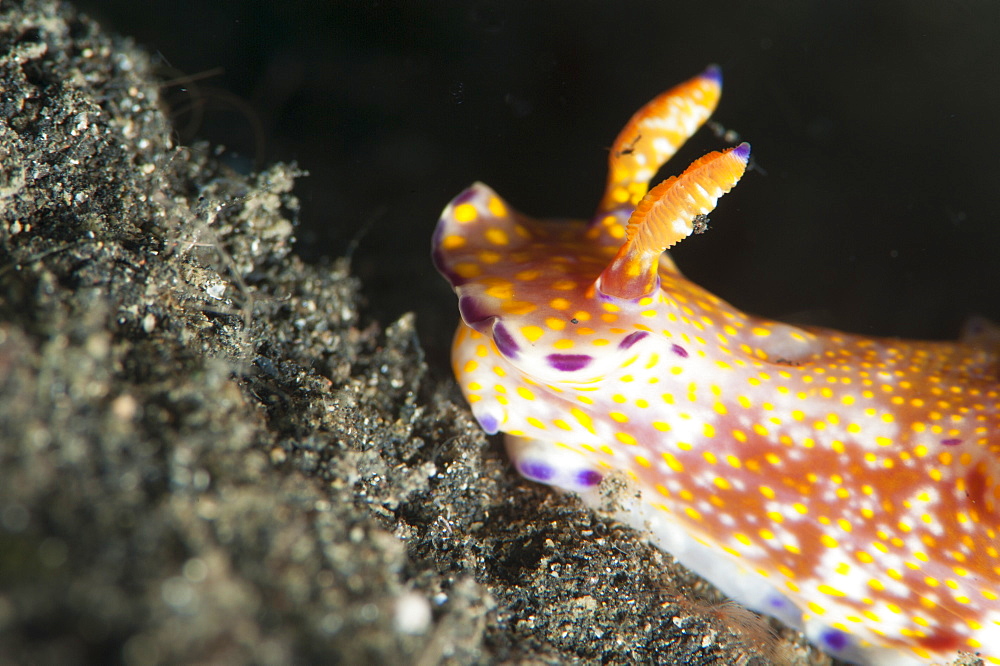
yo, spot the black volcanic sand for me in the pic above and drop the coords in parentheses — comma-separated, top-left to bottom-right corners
(0, 2, 984, 665)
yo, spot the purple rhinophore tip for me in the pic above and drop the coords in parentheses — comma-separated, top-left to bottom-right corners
(941, 438, 963, 447)
(492, 322, 519, 359)
(618, 331, 648, 350)
(670, 343, 688, 358)
(476, 413, 499, 435)
(547, 354, 593, 372)
(732, 142, 751, 162)
(701, 64, 722, 86)
(576, 469, 603, 488)
(520, 460, 554, 482)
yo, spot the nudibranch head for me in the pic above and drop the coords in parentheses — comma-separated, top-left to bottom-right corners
(433, 66, 742, 388)
(432, 66, 1000, 665)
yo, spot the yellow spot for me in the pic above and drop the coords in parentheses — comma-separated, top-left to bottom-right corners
(516, 386, 535, 400)
(453, 203, 477, 222)
(553, 339, 574, 350)
(570, 408, 595, 434)
(616, 432, 637, 445)
(463, 360, 478, 373)
(818, 584, 846, 597)
(521, 326, 544, 342)
(503, 301, 536, 315)
(759, 486, 775, 499)
(485, 282, 514, 299)
(635, 455, 651, 467)
(487, 196, 507, 217)
(526, 417, 545, 429)
(442, 234, 466, 249)
(662, 452, 684, 472)
(545, 317, 566, 331)
(454, 263, 481, 278)
(553, 419, 571, 431)
(652, 421, 671, 432)
(610, 412, 628, 423)
(702, 424, 715, 438)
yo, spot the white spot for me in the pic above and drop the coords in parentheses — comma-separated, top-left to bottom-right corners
(394, 591, 432, 635)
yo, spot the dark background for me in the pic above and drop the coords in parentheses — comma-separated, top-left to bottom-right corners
(74, 1, 1000, 365)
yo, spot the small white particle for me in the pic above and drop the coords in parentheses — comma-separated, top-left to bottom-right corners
(394, 591, 432, 635)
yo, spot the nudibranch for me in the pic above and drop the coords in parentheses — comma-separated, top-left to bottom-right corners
(432, 66, 1000, 665)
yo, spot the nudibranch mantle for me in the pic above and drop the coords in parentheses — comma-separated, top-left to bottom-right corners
(432, 66, 1000, 665)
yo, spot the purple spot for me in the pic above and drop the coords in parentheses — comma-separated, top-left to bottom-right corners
(477, 413, 498, 435)
(520, 460, 554, 482)
(941, 438, 963, 447)
(767, 595, 788, 610)
(547, 354, 593, 372)
(618, 331, 648, 350)
(492, 322, 519, 359)
(458, 295, 490, 325)
(821, 628, 849, 652)
(576, 469, 603, 487)
(453, 187, 477, 205)
(671, 343, 688, 358)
